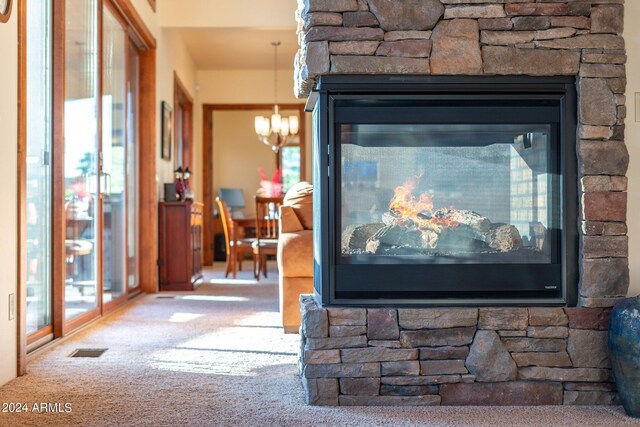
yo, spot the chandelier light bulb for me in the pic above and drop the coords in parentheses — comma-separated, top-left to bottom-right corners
(271, 112, 282, 133)
(289, 115, 299, 135)
(255, 116, 265, 135)
(255, 116, 269, 136)
(281, 118, 290, 136)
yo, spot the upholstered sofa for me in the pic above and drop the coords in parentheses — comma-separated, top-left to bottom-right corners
(277, 182, 314, 333)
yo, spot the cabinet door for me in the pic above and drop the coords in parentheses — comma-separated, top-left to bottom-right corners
(160, 204, 191, 289)
(190, 204, 203, 280)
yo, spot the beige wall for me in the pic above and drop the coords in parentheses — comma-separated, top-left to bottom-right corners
(213, 110, 279, 216)
(624, 4, 640, 297)
(159, 0, 296, 28)
(156, 28, 198, 197)
(131, 1, 199, 200)
(195, 68, 310, 203)
(0, 10, 18, 386)
(130, 0, 158, 36)
(198, 69, 300, 104)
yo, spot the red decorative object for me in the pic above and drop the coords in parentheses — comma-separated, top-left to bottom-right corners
(258, 167, 283, 197)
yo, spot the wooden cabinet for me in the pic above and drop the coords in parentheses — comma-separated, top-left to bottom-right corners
(158, 201, 203, 290)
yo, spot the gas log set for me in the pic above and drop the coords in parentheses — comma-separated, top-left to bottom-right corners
(342, 174, 544, 258)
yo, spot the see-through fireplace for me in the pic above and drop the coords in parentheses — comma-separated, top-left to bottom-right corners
(311, 76, 578, 305)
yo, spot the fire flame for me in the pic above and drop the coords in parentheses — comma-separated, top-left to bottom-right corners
(389, 174, 459, 233)
(389, 174, 433, 219)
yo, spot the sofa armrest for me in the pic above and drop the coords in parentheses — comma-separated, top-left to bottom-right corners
(280, 205, 304, 233)
(278, 230, 313, 278)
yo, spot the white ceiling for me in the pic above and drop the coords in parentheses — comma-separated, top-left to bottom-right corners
(176, 28, 299, 70)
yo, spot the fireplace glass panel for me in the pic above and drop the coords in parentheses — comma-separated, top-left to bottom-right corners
(340, 124, 559, 265)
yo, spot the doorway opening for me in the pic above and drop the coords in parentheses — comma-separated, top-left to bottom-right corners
(201, 103, 306, 265)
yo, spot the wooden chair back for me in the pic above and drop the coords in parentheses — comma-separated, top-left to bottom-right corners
(254, 196, 284, 241)
(216, 196, 233, 255)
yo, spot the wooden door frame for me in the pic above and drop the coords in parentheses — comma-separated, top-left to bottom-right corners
(17, 0, 156, 375)
(201, 103, 306, 265)
(173, 72, 194, 170)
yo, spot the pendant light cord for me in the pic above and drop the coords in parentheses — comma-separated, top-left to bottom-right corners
(272, 41, 281, 108)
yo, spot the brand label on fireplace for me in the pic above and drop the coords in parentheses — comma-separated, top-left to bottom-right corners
(545, 285, 558, 290)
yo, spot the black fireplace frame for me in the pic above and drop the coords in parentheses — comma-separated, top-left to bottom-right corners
(310, 75, 578, 306)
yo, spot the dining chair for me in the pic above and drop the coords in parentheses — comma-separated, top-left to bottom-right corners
(252, 196, 284, 279)
(216, 197, 255, 279)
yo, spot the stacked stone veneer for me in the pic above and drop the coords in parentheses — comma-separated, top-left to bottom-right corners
(294, 0, 630, 406)
(299, 296, 619, 406)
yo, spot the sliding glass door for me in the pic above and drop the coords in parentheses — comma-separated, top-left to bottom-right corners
(25, 0, 53, 340)
(23, 0, 143, 343)
(63, 0, 100, 321)
(102, 5, 127, 305)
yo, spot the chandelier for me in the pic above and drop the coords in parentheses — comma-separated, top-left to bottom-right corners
(254, 41, 299, 153)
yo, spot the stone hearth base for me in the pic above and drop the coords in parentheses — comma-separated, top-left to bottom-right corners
(298, 295, 617, 406)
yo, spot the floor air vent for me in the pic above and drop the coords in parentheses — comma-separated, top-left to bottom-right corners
(157, 295, 176, 299)
(69, 348, 108, 358)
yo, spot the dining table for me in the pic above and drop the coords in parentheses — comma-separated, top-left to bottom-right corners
(231, 217, 256, 239)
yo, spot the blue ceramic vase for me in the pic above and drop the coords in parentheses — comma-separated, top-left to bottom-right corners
(609, 295, 640, 417)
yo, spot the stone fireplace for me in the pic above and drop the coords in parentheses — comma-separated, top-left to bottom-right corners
(294, 0, 629, 406)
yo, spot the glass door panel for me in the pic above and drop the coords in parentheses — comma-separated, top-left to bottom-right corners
(64, 0, 99, 320)
(25, 0, 52, 336)
(340, 124, 556, 264)
(102, 7, 127, 303)
(127, 43, 140, 290)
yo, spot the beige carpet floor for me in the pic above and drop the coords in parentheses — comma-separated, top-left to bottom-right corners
(1, 264, 639, 427)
